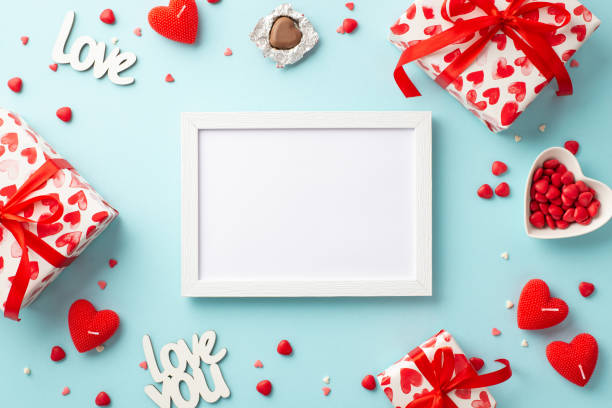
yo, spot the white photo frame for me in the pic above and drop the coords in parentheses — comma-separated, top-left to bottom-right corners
(181, 112, 432, 297)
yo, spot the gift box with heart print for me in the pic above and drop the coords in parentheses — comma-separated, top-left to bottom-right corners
(389, 0, 600, 132)
(0, 108, 117, 320)
(377, 330, 512, 408)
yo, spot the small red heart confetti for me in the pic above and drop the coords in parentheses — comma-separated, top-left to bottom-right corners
(343, 18, 358, 34)
(7, 77, 23, 93)
(224, 48, 233, 56)
(569, 59, 579, 68)
(49, 63, 58, 72)
(491, 328, 501, 336)
(495, 182, 510, 197)
(361, 374, 377, 390)
(134, 27, 142, 37)
(277, 339, 293, 355)
(254, 360, 263, 368)
(62, 387, 70, 396)
(517, 279, 569, 330)
(100, 9, 116, 24)
(50, 346, 66, 362)
(56, 107, 72, 122)
(491, 161, 507, 176)
(139, 361, 148, 370)
(95, 391, 111, 406)
(477, 184, 493, 199)
(256, 380, 272, 396)
(165, 74, 175, 83)
(322, 387, 331, 396)
(98, 280, 107, 290)
(469, 357, 484, 371)
(345, 2, 355, 10)
(579, 282, 594, 297)
(21, 36, 29, 45)
(546, 333, 598, 387)
(109, 259, 117, 268)
(564, 140, 579, 155)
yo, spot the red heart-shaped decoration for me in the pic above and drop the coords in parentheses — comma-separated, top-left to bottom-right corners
(546, 333, 598, 386)
(148, 0, 198, 44)
(68, 299, 120, 353)
(517, 279, 568, 330)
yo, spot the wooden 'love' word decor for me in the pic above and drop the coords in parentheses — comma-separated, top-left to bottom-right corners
(142, 332, 230, 408)
(52, 11, 137, 86)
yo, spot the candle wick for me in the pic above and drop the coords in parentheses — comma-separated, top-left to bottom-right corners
(578, 364, 586, 380)
(88, 331, 100, 335)
(177, 5, 186, 18)
(541, 308, 560, 312)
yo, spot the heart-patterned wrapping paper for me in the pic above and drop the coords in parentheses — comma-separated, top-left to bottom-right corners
(377, 330, 497, 408)
(389, 0, 600, 132)
(0, 108, 117, 315)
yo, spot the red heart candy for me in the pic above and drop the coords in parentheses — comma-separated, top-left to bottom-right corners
(56, 107, 72, 122)
(277, 339, 293, 355)
(495, 182, 510, 197)
(148, 0, 199, 44)
(20, 36, 29, 45)
(68, 299, 120, 353)
(256, 379, 272, 396)
(50, 345, 66, 362)
(517, 279, 568, 330)
(322, 387, 331, 396)
(482, 87, 500, 105)
(546, 334, 598, 386)
(8, 77, 22, 93)
(399, 367, 422, 393)
(49, 63, 58, 72)
(99, 9, 115, 25)
(579, 281, 594, 297)
(95, 391, 111, 406)
(491, 161, 507, 176)
(343, 18, 358, 34)
(345, 2, 355, 11)
(564, 140, 579, 155)
(361, 374, 376, 390)
(477, 184, 493, 199)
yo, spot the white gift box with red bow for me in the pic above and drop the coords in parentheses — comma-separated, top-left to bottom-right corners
(389, 0, 600, 132)
(0, 108, 117, 319)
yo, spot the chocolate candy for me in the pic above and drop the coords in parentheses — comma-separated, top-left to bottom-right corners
(269, 17, 302, 50)
(250, 4, 319, 68)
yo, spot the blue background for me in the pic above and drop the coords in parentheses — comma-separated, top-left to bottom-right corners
(1, 0, 611, 406)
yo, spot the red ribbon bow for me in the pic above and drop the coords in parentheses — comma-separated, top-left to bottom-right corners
(405, 346, 511, 408)
(1, 159, 75, 321)
(394, 0, 572, 98)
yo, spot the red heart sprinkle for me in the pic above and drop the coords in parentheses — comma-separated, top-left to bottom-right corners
(21, 36, 29, 45)
(495, 182, 510, 197)
(491, 328, 501, 336)
(469, 357, 484, 371)
(98, 280, 107, 290)
(277, 339, 293, 355)
(517, 279, 568, 330)
(165, 74, 175, 83)
(49, 63, 58, 72)
(570, 59, 580, 68)
(256, 380, 272, 396)
(140, 361, 148, 369)
(99, 9, 115, 24)
(477, 184, 493, 199)
(579, 282, 594, 298)
(56, 107, 72, 122)
(95, 391, 111, 406)
(345, 2, 355, 10)
(343, 18, 358, 34)
(564, 140, 579, 155)
(322, 387, 331, 396)
(149, 0, 199, 44)
(7, 77, 22, 93)
(546, 333, 597, 386)
(62, 387, 70, 396)
(253, 360, 263, 368)
(109, 259, 118, 268)
(68, 299, 120, 353)
(361, 374, 377, 390)
(491, 161, 507, 176)
(50, 346, 66, 362)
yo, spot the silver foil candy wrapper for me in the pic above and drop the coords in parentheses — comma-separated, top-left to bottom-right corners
(249, 3, 319, 68)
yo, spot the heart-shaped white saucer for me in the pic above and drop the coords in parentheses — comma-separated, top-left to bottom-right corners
(525, 147, 612, 239)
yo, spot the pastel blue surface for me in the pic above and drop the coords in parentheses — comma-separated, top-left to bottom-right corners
(0, 0, 611, 406)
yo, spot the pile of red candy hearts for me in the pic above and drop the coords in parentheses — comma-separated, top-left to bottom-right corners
(529, 159, 600, 229)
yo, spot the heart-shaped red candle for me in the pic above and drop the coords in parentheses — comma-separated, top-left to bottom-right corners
(517, 279, 568, 330)
(148, 0, 198, 44)
(546, 333, 598, 386)
(68, 299, 119, 353)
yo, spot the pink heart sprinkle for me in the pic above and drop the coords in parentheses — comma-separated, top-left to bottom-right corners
(139, 361, 148, 370)
(98, 280, 107, 290)
(224, 48, 233, 56)
(21, 36, 29, 45)
(322, 387, 331, 396)
(62, 387, 70, 396)
(336, 26, 345, 34)
(165, 74, 174, 83)
(254, 360, 263, 368)
(491, 328, 501, 336)
(134, 27, 142, 37)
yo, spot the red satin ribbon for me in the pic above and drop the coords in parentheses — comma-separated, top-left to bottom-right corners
(405, 346, 511, 408)
(2, 159, 75, 321)
(394, 0, 572, 97)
